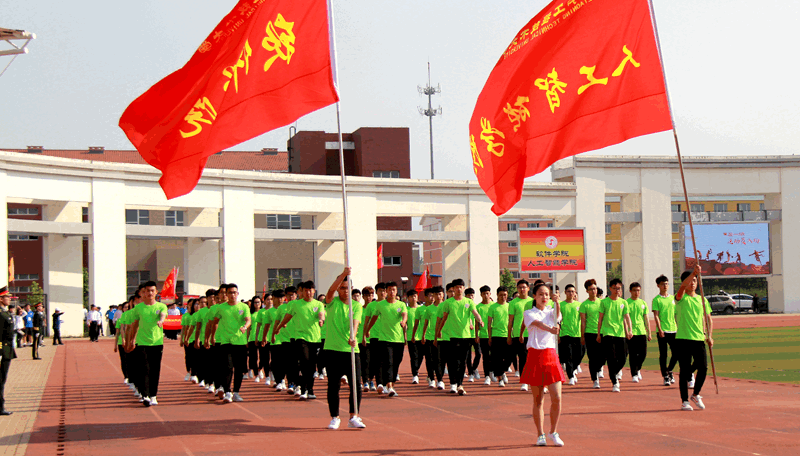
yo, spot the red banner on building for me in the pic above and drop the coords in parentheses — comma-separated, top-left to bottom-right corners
(520, 229, 586, 272)
(469, 0, 671, 215)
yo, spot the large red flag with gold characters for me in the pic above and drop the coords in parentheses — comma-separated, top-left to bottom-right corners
(161, 267, 178, 300)
(470, 0, 671, 215)
(120, 0, 339, 199)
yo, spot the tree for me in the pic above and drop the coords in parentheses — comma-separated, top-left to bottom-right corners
(607, 264, 623, 285)
(270, 274, 294, 291)
(500, 268, 517, 293)
(28, 281, 44, 306)
(83, 267, 89, 308)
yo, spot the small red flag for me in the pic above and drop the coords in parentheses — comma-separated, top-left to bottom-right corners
(414, 266, 430, 292)
(470, 0, 671, 215)
(120, 0, 339, 199)
(377, 244, 384, 270)
(161, 267, 178, 300)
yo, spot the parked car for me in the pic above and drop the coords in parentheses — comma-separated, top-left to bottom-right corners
(707, 295, 736, 315)
(730, 294, 754, 311)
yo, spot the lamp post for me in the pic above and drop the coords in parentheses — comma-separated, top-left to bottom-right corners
(417, 62, 441, 179)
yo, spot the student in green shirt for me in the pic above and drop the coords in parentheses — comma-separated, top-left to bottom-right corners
(253, 292, 272, 383)
(266, 290, 287, 390)
(358, 286, 374, 392)
(675, 265, 713, 411)
(464, 287, 482, 383)
(113, 298, 134, 386)
(488, 286, 510, 386)
(507, 279, 533, 390)
(626, 282, 651, 383)
(405, 289, 424, 385)
(652, 274, 678, 385)
(597, 278, 632, 392)
(211, 284, 251, 403)
(126, 281, 167, 407)
(364, 283, 386, 392)
(246, 296, 264, 380)
(279, 284, 303, 395)
(179, 298, 200, 384)
(203, 284, 231, 397)
(580, 279, 605, 388)
(365, 282, 407, 397)
(420, 287, 444, 388)
(475, 285, 494, 383)
(323, 267, 366, 430)
(437, 279, 483, 395)
(193, 289, 216, 390)
(558, 284, 581, 385)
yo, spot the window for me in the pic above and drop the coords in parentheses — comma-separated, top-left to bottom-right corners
(606, 262, 612, 272)
(547, 222, 554, 227)
(527, 222, 539, 228)
(760, 203, 766, 211)
(690, 204, 704, 212)
(126, 270, 151, 296)
(267, 214, 301, 230)
(14, 274, 39, 281)
(507, 223, 518, 231)
(672, 242, 680, 252)
(8, 235, 39, 241)
(82, 207, 88, 216)
(605, 243, 613, 254)
(713, 203, 728, 212)
(511, 271, 520, 279)
(672, 223, 680, 233)
(507, 241, 517, 247)
(605, 204, 611, 213)
(737, 203, 751, 212)
(268, 268, 303, 288)
(508, 255, 518, 263)
(9, 286, 30, 294)
(8, 207, 38, 215)
(165, 210, 185, 226)
(383, 256, 402, 267)
(671, 204, 681, 212)
(372, 171, 400, 178)
(126, 209, 150, 225)
(605, 223, 612, 234)
(528, 273, 540, 279)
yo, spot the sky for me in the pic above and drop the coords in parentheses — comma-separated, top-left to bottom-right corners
(2, 0, 799, 183)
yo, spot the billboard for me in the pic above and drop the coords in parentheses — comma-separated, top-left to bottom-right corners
(520, 228, 586, 272)
(684, 223, 770, 277)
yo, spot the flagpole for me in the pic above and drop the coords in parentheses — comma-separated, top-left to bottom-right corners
(646, 0, 718, 394)
(328, 0, 360, 415)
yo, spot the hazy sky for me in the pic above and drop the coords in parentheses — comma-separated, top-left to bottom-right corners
(2, 0, 799, 182)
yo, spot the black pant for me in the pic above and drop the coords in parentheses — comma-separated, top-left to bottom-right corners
(359, 343, 370, 383)
(584, 333, 605, 381)
(437, 340, 452, 383)
(214, 343, 227, 389)
(31, 332, 41, 358)
(326, 350, 362, 417)
(248, 341, 259, 372)
(296, 339, 321, 395)
(677, 339, 707, 401)
(511, 337, 527, 375)
(109, 324, 116, 336)
(52, 328, 62, 345)
(0, 356, 10, 412)
(628, 335, 648, 376)
(377, 341, 404, 386)
(491, 337, 511, 376)
(602, 336, 627, 385)
(270, 343, 286, 384)
(368, 338, 379, 381)
(89, 322, 100, 341)
(317, 340, 326, 374)
(558, 336, 582, 379)
(287, 339, 301, 387)
(258, 344, 270, 373)
(184, 345, 192, 373)
(424, 341, 443, 382)
(128, 345, 143, 393)
(138, 345, 164, 397)
(466, 338, 481, 376)
(118, 345, 128, 380)
(479, 338, 492, 376)
(657, 332, 678, 377)
(222, 344, 247, 393)
(407, 341, 423, 377)
(450, 338, 472, 387)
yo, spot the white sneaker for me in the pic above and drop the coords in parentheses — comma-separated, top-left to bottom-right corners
(314, 371, 319, 379)
(142, 396, 150, 406)
(388, 387, 398, 397)
(499, 380, 506, 387)
(457, 386, 467, 396)
(299, 392, 308, 401)
(502, 374, 509, 383)
(348, 416, 367, 428)
(444, 367, 449, 375)
(254, 375, 261, 383)
(637, 372, 643, 380)
(508, 366, 514, 373)
(573, 369, 578, 378)
(150, 396, 158, 405)
(396, 375, 400, 382)
(377, 384, 385, 394)
(681, 401, 693, 411)
(544, 386, 549, 394)
(548, 432, 564, 447)
(216, 387, 225, 399)
(248, 370, 255, 379)
(449, 384, 458, 394)
(123, 378, 129, 384)
(319, 374, 325, 380)
(616, 371, 623, 380)
(536, 435, 547, 446)
(632, 376, 640, 383)
(484, 377, 491, 385)
(577, 365, 583, 373)
(568, 377, 577, 386)
(474, 372, 481, 380)
(294, 388, 303, 397)
(612, 384, 621, 393)
(437, 381, 445, 390)
(322, 368, 327, 377)
(598, 368, 605, 378)
(688, 373, 696, 388)
(520, 384, 529, 392)
(233, 393, 244, 402)
(341, 375, 348, 385)
(468, 374, 475, 383)
(199, 380, 206, 388)
(223, 392, 233, 403)
(184, 373, 191, 381)
(428, 380, 436, 388)
(328, 417, 341, 429)
(412, 375, 419, 384)
(275, 382, 285, 391)
(514, 370, 520, 377)
(490, 374, 498, 382)
(593, 380, 600, 389)
(690, 395, 705, 410)
(207, 385, 215, 394)
(191, 376, 199, 384)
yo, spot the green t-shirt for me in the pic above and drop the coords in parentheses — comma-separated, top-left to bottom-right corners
(406, 306, 418, 341)
(357, 303, 368, 344)
(627, 298, 649, 336)
(185, 311, 197, 343)
(272, 305, 289, 345)
(283, 299, 301, 340)
(559, 301, 581, 337)
(476, 302, 493, 338)
(374, 300, 407, 343)
(599, 297, 629, 337)
(579, 298, 602, 334)
(215, 302, 250, 345)
(442, 297, 477, 339)
(260, 307, 276, 343)
(488, 302, 509, 337)
(133, 302, 168, 346)
(324, 296, 362, 353)
(676, 294, 711, 341)
(364, 301, 383, 340)
(288, 299, 325, 343)
(120, 308, 135, 326)
(436, 303, 450, 341)
(181, 312, 191, 327)
(247, 308, 262, 343)
(652, 294, 677, 333)
(508, 296, 533, 337)
(193, 307, 210, 343)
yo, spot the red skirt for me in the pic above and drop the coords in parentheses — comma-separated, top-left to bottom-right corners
(520, 347, 566, 387)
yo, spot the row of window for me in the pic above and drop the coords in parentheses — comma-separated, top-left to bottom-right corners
(126, 210, 185, 226)
(671, 203, 766, 213)
(506, 222, 554, 231)
(14, 274, 39, 281)
(372, 171, 400, 179)
(8, 208, 39, 215)
(509, 271, 543, 279)
(267, 214, 301, 230)
(9, 286, 30, 294)
(267, 268, 303, 288)
(9, 235, 39, 241)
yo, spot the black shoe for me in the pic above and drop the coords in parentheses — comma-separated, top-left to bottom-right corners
(0, 411, 12, 416)
(34, 357, 42, 360)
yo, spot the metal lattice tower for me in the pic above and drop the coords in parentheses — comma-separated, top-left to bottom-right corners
(418, 62, 441, 179)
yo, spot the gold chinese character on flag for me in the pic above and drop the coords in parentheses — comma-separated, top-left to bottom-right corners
(262, 13, 296, 72)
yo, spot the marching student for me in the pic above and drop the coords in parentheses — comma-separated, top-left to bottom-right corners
(211, 284, 250, 402)
(434, 283, 454, 389)
(204, 284, 229, 397)
(246, 296, 264, 380)
(507, 279, 533, 391)
(521, 283, 566, 447)
(558, 284, 582, 385)
(464, 287, 482, 382)
(420, 287, 444, 389)
(626, 283, 651, 382)
(675, 265, 713, 411)
(358, 286, 374, 392)
(179, 299, 197, 382)
(652, 275, 678, 385)
(364, 283, 386, 393)
(254, 292, 272, 382)
(193, 289, 216, 390)
(186, 296, 207, 384)
(405, 289, 424, 384)
(266, 290, 288, 389)
(125, 281, 168, 407)
(488, 286, 510, 386)
(597, 279, 632, 392)
(324, 267, 366, 430)
(365, 282, 407, 397)
(436, 279, 483, 395)
(475, 285, 493, 383)
(580, 279, 605, 388)
(113, 299, 133, 385)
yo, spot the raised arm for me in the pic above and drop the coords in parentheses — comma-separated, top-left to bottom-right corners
(326, 267, 351, 304)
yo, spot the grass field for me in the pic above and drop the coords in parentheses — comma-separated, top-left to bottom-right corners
(639, 326, 800, 384)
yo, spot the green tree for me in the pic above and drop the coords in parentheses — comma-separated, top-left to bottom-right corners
(28, 281, 45, 306)
(270, 274, 294, 291)
(607, 264, 623, 285)
(83, 267, 89, 308)
(500, 268, 517, 293)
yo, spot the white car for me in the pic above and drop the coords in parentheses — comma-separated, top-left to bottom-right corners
(730, 294, 753, 311)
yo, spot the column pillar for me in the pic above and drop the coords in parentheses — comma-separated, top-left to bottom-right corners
(184, 208, 220, 296)
(315, 213, 345, 292)
(640, 169, 673, 302)
(90, 179, 127, 319)
(0, 170, 6, 293)
(42, 202, 84, 337)
(574, 171, 607, 290)
(442, 215, 468, 284)
(467, 195, 499, 291)
(222, 187, 255, 299)
(620, 193, 643, 294)
(345, 195, 377, 291)
(778, 169, 800, 312)
(764, 194, 783, 312)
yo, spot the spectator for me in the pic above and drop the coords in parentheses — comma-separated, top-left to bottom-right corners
(12, 306, 24, 349)
(106, 305, 117, 337)
(32, 303, 44, 359)
(52, 308, 64, 345)
(23, 304, 33, 346)
(87, 304, 102, 342)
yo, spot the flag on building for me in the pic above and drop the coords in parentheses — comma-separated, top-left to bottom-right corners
(377, 244, 384, 269)
(161, 267, 178, 300)
(119, 0, 339, 199)
(469, 0, 672, 215)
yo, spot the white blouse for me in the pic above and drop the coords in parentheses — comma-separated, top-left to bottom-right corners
(523, 305, 562, 350)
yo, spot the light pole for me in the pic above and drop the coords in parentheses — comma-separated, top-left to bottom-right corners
(418, 62, 441, 179)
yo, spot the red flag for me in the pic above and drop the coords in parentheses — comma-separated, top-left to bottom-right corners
(377, 244, 384, 270)
(8, 257, 13, 283)
(120, 0, 339, 199)
(470, 0, 671, 215)
(161, 267, 178, 300)
(414, 266, 430, 292)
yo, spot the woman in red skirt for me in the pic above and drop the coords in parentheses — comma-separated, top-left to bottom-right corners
(521, 283, 565, 447)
